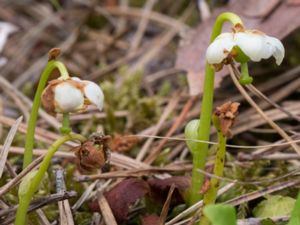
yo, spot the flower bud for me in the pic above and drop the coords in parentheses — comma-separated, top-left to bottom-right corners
(184, 119, 201, 155)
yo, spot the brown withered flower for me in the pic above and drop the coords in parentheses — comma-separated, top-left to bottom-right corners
(72, 133, 111, 173)
(213, 101, 240, 138)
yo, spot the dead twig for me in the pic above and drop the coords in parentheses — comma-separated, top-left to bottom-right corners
(0, 116, 22, 178)
(97, 192, 118, 225)
(0, 191, 77, 225)
(56, 169, 74, 225)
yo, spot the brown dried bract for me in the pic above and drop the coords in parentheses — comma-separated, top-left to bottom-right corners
(48, 48, 61, 61)
(108, 134, 139, 152)
(232, 23, 245, 33)
(72, 133, 111, 173)
(214, 101, 240, 138)
(41, 79, 63, 115)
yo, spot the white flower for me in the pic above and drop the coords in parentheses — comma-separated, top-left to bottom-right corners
(206, 30, 285, 67)
(42, 77, 104, 114)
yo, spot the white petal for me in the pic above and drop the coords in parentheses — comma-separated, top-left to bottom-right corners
(71, 77, 81, 82)
(206, 33, 236, 64)
(234, 32, 269, 62)
(54, 83, 84, 112)
(83, 81, 104, 111)
(265, 36, 285, 65)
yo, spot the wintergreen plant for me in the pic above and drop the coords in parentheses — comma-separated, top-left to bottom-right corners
(184, 11, 284, 216)
(15, 49, 104, 225)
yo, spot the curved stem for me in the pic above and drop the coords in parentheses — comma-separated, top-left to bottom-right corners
(239, 63, 253, 85)
(15, 133, 86, 225)
(23, 60, 69, 169)
(190, 12, 243, 204)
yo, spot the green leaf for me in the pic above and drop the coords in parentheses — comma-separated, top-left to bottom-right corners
(253, 195, 295, 218)
(288, 192, 300, 225)
(261, 218, 276, 225)
(203, 204, 237, 225)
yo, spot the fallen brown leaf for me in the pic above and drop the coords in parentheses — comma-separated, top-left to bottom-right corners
(148, 176, 191, 206)
(142, 214, 160, 225)
(105, 178, 150, 222)
(108, 133, 139, 152)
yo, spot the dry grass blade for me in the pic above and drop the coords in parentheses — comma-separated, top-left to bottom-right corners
(0, 191, 77, 225)
(5, 145, 150, 169)
(160, 184, 175, 225)
(136, 92, 181, 161)
(0, 116, 22, 178)
(130, 0, 157, 51)
(227, 64, 300, 155)
(225, 179, 300, 206)
(56, 169, 74, 225)
(97, 192, 118, 225)
(0, 76, 60, 129)
(237, 216, 289, 225)
(145, 96, 196, 164)
(100, 6, 189, 31)
(72, 180, 99, 211)
(76, 164, 192, 182)
(232, 65, 300, 122)
(0, 154, 43, 196)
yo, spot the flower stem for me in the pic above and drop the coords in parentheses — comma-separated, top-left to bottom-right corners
(60, 113, 71, 134)
(23, 60, 69, 169)
(15, 133, 86, 225)
(239, 63, 253, 85)
(189, 12, 243, 204)
(200, 116, 227, 225)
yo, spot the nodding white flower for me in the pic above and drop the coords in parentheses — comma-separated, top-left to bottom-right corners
(206, 29, 285, 69)
(42, 77, 104, 114)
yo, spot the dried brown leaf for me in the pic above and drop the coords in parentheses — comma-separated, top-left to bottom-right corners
(148, 176, 191, 205)
(108, 133, 139, 152)
(105, 178, 150, 222)
(142, 214, 160, 225)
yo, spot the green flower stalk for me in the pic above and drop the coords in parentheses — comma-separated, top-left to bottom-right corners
(18, 48, 105, 225)
(23, 60, 70, 169)
(200, 101, 239, 225)
(15, 133, 86, 225)
(185, 12, 243, 205)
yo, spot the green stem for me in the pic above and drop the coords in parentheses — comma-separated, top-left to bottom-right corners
(201, 117, 227, 225)
(23, 61, 69, 169)
(15, 133, 86, 225)
(239, 63, 253, 85)
(190, 12, 243, 204)
(60, 113, 71, 134)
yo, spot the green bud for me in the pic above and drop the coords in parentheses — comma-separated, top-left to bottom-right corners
(184, 119, 201, 155)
